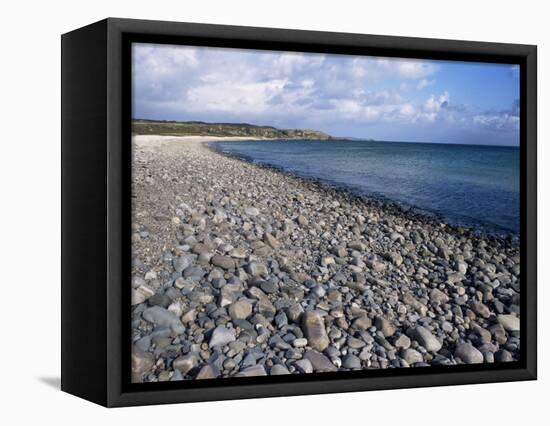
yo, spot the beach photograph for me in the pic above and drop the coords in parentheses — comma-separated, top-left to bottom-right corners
(130, 43, 521, 382)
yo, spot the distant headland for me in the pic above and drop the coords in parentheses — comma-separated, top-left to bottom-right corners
(132, 119, 335, 140)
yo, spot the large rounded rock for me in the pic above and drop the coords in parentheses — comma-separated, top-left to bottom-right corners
(497, 314, 520, 331)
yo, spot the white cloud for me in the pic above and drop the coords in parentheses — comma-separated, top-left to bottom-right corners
(424, 92, 449, 113)
(377, 58, 437, 79)
(187, 79, 288, 114)
(416, 79, 432, 90)
(473, 113, 520, 131)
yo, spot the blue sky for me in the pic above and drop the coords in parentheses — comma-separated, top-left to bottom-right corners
(132, 43, 520, 146)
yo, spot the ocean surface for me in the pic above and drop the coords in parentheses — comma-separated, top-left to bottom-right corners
(210, 140, 520, 235)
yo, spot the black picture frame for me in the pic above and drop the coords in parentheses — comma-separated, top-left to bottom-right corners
(61, 17, 537, 407)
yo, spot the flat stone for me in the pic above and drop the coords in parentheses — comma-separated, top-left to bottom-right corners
(211, 255, 235, 270)
(454, 342, 484, 364)
(287, 303, 304, 323)
(347, 336, 366, 349)
(293, 338, 308, 348)
(348, 241, 366, 251)
(270, 364, 291, 375)
(173, 255, 193, 273)
(173, 352, 200, 375)
(229, 248, 247, 259)
(142, 306, 185, 334)
(219, 283, 242, 307)
(386, 252, 403, 266)
(303, 350, 337, 372)
(228, 300, 253, 320)
(209, 326, 236, 348)
(352, 314, 372, 330)
(430, 288, 450, 305)
(260, 280, 278, 294)
(470, 301, 491, 319)
(263, 233, 281, 250)
(235, 364, 266, 377)
(412, 326, 442, 352)
(447, 272, 465, 284)
(403, 293, 428, 316)
(244, 207, 260, 217)
(302, 311, 330, 351)
(181, 308, 197, 323)
(195, 364, 219, 380)
(247, 261, 268, 277)
(183, 265, 205, 281)
(192, 243, 213, 254)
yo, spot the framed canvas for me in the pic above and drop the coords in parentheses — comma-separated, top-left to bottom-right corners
(61, 18, 537, 407)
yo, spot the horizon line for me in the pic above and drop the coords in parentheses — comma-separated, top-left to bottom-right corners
(132, 117, 520, 148)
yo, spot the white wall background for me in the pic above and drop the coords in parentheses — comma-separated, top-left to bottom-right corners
(1, 0, 546, 423)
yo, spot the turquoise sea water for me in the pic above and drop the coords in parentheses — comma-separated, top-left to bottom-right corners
(210, 140, 520, 235)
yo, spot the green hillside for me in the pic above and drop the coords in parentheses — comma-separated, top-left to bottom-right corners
(132, 119, 333, 140)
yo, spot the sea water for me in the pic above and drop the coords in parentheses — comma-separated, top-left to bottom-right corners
(210, 140, 520, 235)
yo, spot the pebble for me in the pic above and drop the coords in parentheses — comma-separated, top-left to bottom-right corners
(245, 207, 260, 217)
(270, 364, 291, 375)
(375, 316, 396, 337)
(130, 136, 521, 382)
(173, 352, 200, 375)
(173, 255, 192, 273)
(454, 342, 484, 364)
(211, 255, 235, 270)
(131, 285, 155, 305)
(247, 261, 268, 277)
(228, 300, 253, 320)
(342, 353, 361, 369)
(131, 346, 154, 377)
(412, 326, 442, 352)
(401, 348, 424, 364)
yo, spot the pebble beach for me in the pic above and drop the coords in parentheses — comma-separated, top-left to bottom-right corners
(130, 135, 521, 383)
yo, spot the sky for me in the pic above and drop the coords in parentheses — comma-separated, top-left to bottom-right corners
(132, 43, 520, 146)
